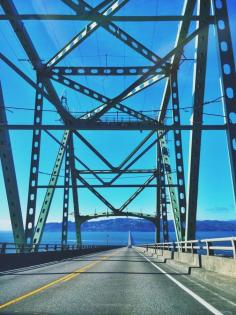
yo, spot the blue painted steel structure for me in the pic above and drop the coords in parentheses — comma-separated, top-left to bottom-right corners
(0, 0, 235, 251)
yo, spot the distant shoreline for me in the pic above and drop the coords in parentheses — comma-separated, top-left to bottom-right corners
(2, 218, 235, 233)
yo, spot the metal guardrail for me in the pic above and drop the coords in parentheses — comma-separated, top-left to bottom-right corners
(201, 237, 236, 258)
(140, 237, 236, 259)
(0, 242, 113, 254)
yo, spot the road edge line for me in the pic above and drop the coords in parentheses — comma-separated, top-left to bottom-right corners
(136, 249, 223, 315)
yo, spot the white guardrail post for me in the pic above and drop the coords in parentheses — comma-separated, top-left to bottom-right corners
(231, 237, 236, 259)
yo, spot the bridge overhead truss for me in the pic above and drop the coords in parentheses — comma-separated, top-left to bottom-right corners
(0, 0, 235, 248)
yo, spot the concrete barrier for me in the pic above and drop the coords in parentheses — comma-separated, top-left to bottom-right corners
(138, 245, 236, 293)
(164, 252, 199, 274)
(138, 245, 236, 278)
(200, 255, 236, 278)
(152, 248, 173, 259)
(173, 252, 200, 267)
(0, 246, 119, 271)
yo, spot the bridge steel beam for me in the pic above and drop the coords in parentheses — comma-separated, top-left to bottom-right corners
(25, 75, 44, 244)
(49, 66, 165, 76)
(186, 0, 210, 240)
(78, 23, 207, 122)
(61, 144, 70, 245)
(117, 131, 156, 170)
(155, 139, 161, 243)
(49, 73, 157, 123)
(36, 184, 177, 189)
(75, 171, 117, 213)
(1, 123, 228, 131)
(77, 169, 155, 174)
(73, 131, 114, 170)
(0, 0, 73, 123)
(46, 0, 129, 68)
(155, 0, 196, 242)
(0, 14, 215, 22)
(158, 146, 169, 243)
(211, 0, 236, 214)
(75, 0, 197, 123)
(109, 131, 167, 185)
(170, 72, 187, 239)
(118, 174, 156, 212)
(69, 134, 82, 245)
(32, 131, 70, 246)
(158, 0, 196, 124)
(1, 0, 235, 247)
(0, 82, 25, 247)
(45, 130, 105, 185)
(78, 211, 156, 224)
(62, 0, 162, 64)
(158, 131, 182, 241)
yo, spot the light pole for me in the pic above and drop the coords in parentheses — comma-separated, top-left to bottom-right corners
(106, 234, 109, 247)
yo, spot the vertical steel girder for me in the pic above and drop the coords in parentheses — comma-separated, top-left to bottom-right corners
(156, 1, 196, 241)
(155, 138, 161, 243)
(211, 0, 236, 208)
(33, 131, 70, 246)
(158, 0, 196, 123)
(158, 146, 169, 243)
(69, 135, 82, 245)
(0, 82, 25, 246)
(25, 75, 44, 244)
(158, 131, 182, 241)
(61, 144, 70, 245)
(186, 0, 210, 240)
(170, 72, 187, 239)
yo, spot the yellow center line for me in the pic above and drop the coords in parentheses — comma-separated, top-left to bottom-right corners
(0, 249, 119, 310)
(62, 253, 113, 282)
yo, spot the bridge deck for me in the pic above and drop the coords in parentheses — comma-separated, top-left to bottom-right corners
(0, 248, 235, 314)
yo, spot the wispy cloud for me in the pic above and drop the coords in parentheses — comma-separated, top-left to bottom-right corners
(202, 206, 236, 221)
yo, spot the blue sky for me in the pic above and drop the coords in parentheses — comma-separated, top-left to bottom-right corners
(0, 0, 236, 231)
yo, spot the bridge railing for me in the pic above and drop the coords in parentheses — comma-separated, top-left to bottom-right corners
(0, 242, 113, 254)
(141, 237, 236, 259)
(201, 237, 236, 258)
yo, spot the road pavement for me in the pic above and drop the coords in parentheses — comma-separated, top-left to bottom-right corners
(0, 247, 235, 314)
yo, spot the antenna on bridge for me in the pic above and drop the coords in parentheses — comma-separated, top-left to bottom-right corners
(127, 231, 133, 248)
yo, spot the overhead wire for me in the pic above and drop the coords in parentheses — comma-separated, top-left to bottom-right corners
(0, 28, 32, 75)
(39, 170, 157, 180)
(2, 95, 225, 119)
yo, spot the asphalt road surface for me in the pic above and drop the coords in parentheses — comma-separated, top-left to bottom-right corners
(0, 247, 235, 314)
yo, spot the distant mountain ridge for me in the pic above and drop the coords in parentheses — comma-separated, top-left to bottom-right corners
(44, 218, 236, 232)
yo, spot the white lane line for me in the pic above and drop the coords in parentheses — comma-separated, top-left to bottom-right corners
(137, 250, 223, 315)
(157, 258, 236, 307)
(181, 274, 236, 307)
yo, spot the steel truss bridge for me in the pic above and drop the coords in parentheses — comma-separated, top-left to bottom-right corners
(0, 0, 236, 251)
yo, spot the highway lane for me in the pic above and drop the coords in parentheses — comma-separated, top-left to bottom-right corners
(0, 247, 235, 314)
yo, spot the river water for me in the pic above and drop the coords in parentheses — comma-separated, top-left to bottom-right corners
(0, 230, 235, 245)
